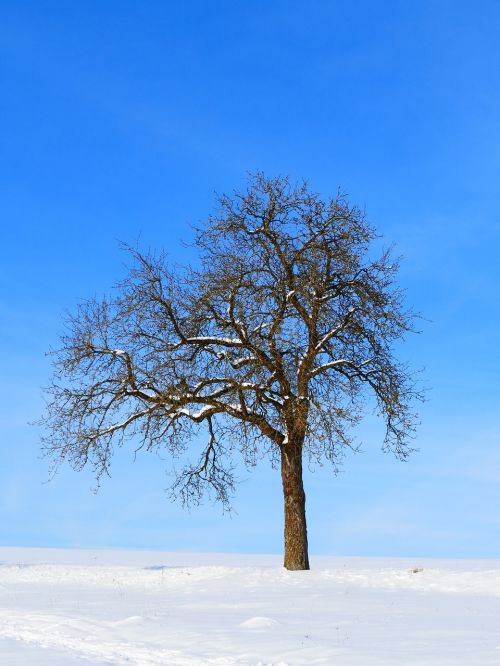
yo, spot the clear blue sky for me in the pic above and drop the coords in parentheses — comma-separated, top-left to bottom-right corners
(1, 0, 499, 558)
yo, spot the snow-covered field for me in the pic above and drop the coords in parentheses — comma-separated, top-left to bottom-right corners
(0, 548, 499, 665)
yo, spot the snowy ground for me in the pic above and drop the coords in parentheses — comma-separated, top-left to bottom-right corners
(0, 548, 499, 664)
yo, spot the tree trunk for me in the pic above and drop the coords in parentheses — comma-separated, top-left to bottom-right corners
(281, 437, 310, 570)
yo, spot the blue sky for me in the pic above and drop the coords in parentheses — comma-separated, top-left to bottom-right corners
(1, 0, 499, 558)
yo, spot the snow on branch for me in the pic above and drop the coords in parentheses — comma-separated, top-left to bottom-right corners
(309, 357, 375, 379)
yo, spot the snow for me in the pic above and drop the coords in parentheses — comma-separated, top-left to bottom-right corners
(186, 336, 242, 346)
(1, 548, 500, 665)
(177, 406, 214, 420)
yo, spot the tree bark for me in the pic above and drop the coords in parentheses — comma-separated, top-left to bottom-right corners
(281, 437, 310, 570)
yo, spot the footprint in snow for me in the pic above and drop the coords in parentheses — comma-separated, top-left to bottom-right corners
(110, 615, 146, 626)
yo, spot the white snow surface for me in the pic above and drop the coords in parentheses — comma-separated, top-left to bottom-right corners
(1, 548, 500, 665)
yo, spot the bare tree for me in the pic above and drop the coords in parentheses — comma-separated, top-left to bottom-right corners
(41, 174, 421, 570)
